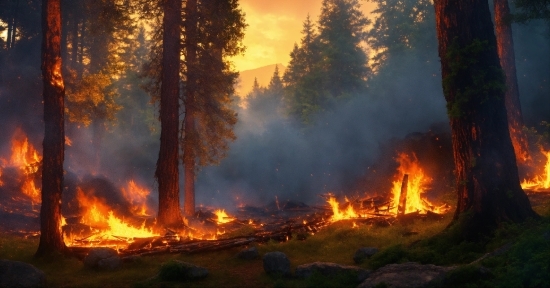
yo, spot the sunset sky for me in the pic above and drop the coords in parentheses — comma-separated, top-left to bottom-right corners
(231, 0, 376, 72)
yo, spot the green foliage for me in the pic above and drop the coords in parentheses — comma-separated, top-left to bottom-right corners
(513, 0, 550, 24)
(367, 0, 435, 69)
(304, 270, 359, 288)
(158, 260, 194, 281)
(442, 38, 506, 118)
(283, 1, 370, 124)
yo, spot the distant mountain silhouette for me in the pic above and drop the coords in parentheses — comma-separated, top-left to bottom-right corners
(235, 63, 286, 97)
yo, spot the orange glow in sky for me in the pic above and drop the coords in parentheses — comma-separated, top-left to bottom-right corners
(232, 0, 375, 72)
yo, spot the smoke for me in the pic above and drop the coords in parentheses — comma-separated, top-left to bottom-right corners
(0, 14, 548, 216)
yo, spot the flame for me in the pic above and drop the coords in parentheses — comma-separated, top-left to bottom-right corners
(0, 167, 3, 186)
(390, 153, 448, 214)
(65, 187, 158, 246)
(21, 178, 40, 203)
(214, 209, 234, 224)
(9, 129, 41, 174)
(521, 150, 550, 191)
(328, 196, 359, 221)
(121, 180, 151, 216)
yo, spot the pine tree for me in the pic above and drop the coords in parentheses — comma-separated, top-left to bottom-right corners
(317, 0, 370, 98)
(36, 0, 68, 257)
(182, 0, 245, 215)
(367, 0, 435, 69)
(283, 2, 370, 124)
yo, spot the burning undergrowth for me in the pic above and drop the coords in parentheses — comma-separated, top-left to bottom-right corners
(2, 123, 548, 257)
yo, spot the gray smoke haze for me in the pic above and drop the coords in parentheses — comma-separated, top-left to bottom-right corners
(0, 17, 548, 215)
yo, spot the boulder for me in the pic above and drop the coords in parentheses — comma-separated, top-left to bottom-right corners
(353, 247, 379, 264)
(0, 259, 46, 287)
(237, 247, 259, 260)
(263, 251, 291, 276)
(83, 247, 121, 270)
(158, 260, 208, 281)
(295, 262, 370, 283)
(358, 262, 455, 288)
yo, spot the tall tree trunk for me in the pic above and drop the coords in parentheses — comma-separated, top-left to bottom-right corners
(36, 0, 68, 257)
(70, 16, 79, 70)
(183, 0, 198, 217)
(494, 0, 530, 163)
(433, 0, 537, 238)
(156, 0, 182, 227)
(77, 15, 85, 78)
(10, 0, 19, 49)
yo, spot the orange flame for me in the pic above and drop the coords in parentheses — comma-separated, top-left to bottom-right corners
(328, 196, 360, 221)
(214, 209, 234, 224)
(9, 129, 41, 175)
(121, 180, 151, 216)
(64, 187, 158, 247)
(390, 153, 433, 214)
(521, 150, 550, 191)
(21, 178, 41, 203)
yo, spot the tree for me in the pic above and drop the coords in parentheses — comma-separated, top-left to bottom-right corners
(283, 1, 370, 123)
(494, 0, 530, 163)
(35, 0, 68, 257)
(183, 0, 198, 217)
(367, 0, 435, 70)
(317, 0, 370, 98)
(182, 0, 245, 215)
(156, 0, 182, 227)
(513, 0, 550, 24)
(433, 0, 537, 238)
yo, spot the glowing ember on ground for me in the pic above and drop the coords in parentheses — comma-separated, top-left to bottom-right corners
(214, 209, 235, 224)
(521, 151, 550, 191)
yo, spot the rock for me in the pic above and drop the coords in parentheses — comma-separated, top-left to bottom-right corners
(98, 256, 121, 270)
(0, 259, 46, 287)
(353, 247, 379, 264)
(237, 247, 259, 260)
(295, 262, 370, 283)
(358, 262, 455, 288)
(83, 248, 121, 270)
(158, 260, 208, 281)
(263, 251, 291, 276)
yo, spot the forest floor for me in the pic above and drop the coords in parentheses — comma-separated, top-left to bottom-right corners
(1, 192, 549, 287)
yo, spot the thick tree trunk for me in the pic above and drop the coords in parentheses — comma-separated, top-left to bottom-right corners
(434, 0, 537, 238)
(183, 0, 198, 217)
(156, 0, 182, 227)
(36, 0, 68, 257)
(494, 0, 530, 163)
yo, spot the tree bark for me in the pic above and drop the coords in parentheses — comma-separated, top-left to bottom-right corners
(36, 0, 68, 257)
(434, 0, 537, 238)
(183, 0, 198, 217)
(156, 0, 182, 227)
(494, 0, 530, 163)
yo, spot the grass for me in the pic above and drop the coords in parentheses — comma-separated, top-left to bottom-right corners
(1, 197, 549, 287)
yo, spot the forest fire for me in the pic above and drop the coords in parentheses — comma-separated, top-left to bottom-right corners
(521, 150, 550, 191)
(1, 129, 42, 203)
(390, 153, 449, 215)
(326, 152, 451, 223)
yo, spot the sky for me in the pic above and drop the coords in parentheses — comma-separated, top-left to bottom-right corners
(231, 0, 376, 72)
